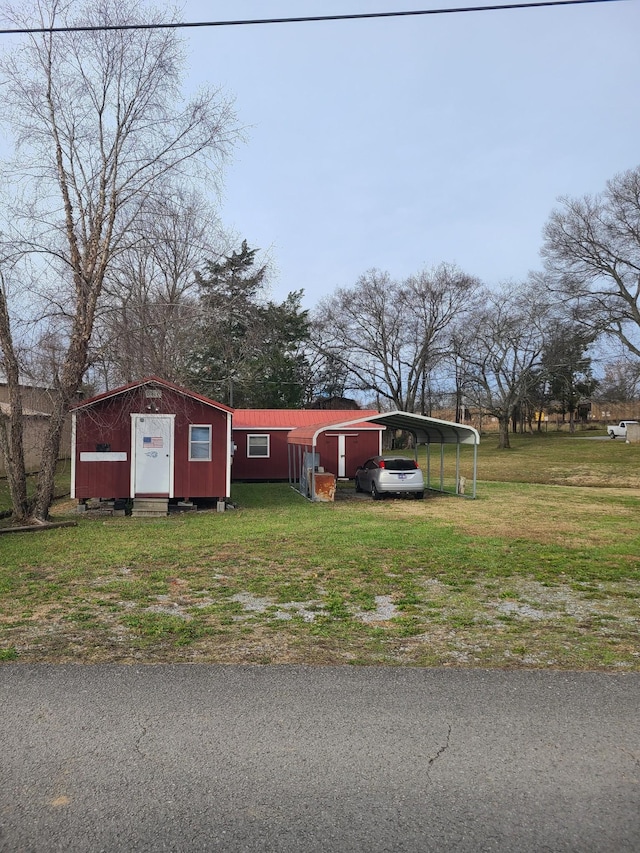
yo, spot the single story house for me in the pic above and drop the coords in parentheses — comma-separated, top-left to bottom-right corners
(232, 409, 383, 481)
(71, 377, 480, 510)
(71, 377, 233, 515)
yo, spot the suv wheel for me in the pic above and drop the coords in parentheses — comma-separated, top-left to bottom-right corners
(371, 482, 382, 501)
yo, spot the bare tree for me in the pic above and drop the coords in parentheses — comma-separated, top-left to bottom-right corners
(93, 190, 226, 387)
(312, 264, 480, 412)
(541, 165, 640, 360)
(597, 353, 640, 403)
(0, 0, 236, 522)
(463, 285, 549, 449)
(0, 265, 29, 520)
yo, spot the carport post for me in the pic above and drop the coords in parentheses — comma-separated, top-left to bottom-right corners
(440, 443, 445, 491)
(472, 443, 477, 498)
(426, 443, 431, 492)
(455, 438, 460, 495)
(311, 442, 316, 500)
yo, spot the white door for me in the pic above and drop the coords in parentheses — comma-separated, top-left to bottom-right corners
(132, 415, 174, 496)
(327, 433, 357, 479)
(338, 434, 346, 478)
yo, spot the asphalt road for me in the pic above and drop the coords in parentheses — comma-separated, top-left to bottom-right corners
(1, 666, 639, 852)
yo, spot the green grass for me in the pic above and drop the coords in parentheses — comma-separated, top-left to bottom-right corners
(470, 429, 640, 486)
(416, 429, 640, 491)
(1, 433, 639, 668)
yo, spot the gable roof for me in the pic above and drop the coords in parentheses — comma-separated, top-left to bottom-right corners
(287, 411, 480, 447)
(71, 377, 233, 414)
(232, 409, 382, 430)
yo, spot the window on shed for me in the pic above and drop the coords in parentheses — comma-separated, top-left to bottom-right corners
(247, 434, 270, 458)
(189, 425, 211, 461)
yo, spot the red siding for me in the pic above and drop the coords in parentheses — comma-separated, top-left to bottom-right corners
(232, 430, 290, 480)
(74, 385, 230, 500)
(316, 431, 381, 478)
(173, 402, 229, 499)
(74, 397, 132, 499)
(232, 427, 380, 480)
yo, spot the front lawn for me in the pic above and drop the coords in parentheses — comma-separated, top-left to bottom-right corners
(1, 445, 638, 667)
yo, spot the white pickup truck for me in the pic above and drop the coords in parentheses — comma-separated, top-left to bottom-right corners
(607, 420, 639, 439)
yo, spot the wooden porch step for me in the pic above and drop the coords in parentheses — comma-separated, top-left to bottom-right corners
(131, 498, 169, 518)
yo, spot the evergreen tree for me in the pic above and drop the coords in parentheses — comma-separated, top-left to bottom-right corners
(542, 325, 598, 431)
(190, 242, 310, 407)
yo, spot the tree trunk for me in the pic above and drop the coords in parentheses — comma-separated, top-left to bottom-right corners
(32, 334, 89, 522)
(31, 399, 68, 522)
(498, 415, 511, 449)
(0, 409, 30, 523)
(0, 278, 30, 523)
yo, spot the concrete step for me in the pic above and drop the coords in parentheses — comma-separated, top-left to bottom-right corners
(131, 498, 169, 518)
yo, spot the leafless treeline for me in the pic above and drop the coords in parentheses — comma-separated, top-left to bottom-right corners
(1, 0, 639, 522)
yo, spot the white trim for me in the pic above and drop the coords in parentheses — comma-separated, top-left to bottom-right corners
(80, 452, 127, 462)
(188, 424, 212, 462)
(305, 412, 478, 448)
(73, 378, 233, 415)
(337, 434, 346, 478)
(70, 412, 76, 499)
(247, 433, 270, 458)
(129, 415, 136, 498)
(130, 413, 175, 497)
(233, 426, 292, 431)
(169, 415, 176, 498)
(226, 413, 232, 498)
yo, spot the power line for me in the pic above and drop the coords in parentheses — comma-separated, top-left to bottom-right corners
(0, 0, 627, 36)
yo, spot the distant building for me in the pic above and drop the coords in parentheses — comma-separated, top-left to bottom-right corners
(0, 382, 75, 475)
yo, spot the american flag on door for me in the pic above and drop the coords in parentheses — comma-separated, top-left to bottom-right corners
(143, 436, 164, 448)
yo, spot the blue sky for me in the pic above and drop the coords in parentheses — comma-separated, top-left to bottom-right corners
(180, 0, 640, 308)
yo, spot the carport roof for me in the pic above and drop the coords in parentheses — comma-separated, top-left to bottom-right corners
(287, 411, 479, 447)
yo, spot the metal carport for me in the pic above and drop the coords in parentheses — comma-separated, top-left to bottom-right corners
(287, 411, 480, 501)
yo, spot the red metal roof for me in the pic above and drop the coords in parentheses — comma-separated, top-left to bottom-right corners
(232, 409, 381, 430)
(71, 376, 234, 414)
(287, 414, 385, 446)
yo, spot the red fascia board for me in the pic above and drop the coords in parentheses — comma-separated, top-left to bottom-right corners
(71, 376, 233, 414)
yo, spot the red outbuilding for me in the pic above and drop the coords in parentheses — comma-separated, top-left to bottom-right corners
(71, 377, 233, 513)
(232, 409, 383, 481)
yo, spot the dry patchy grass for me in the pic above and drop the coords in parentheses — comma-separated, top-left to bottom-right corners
(383, 484, 640, 548)
(2, 433, 639, 669)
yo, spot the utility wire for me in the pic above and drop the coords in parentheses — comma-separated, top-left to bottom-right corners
(0, 0, 628, 36)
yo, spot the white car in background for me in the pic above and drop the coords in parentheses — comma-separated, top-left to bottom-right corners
(355, 456, 424, 500)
